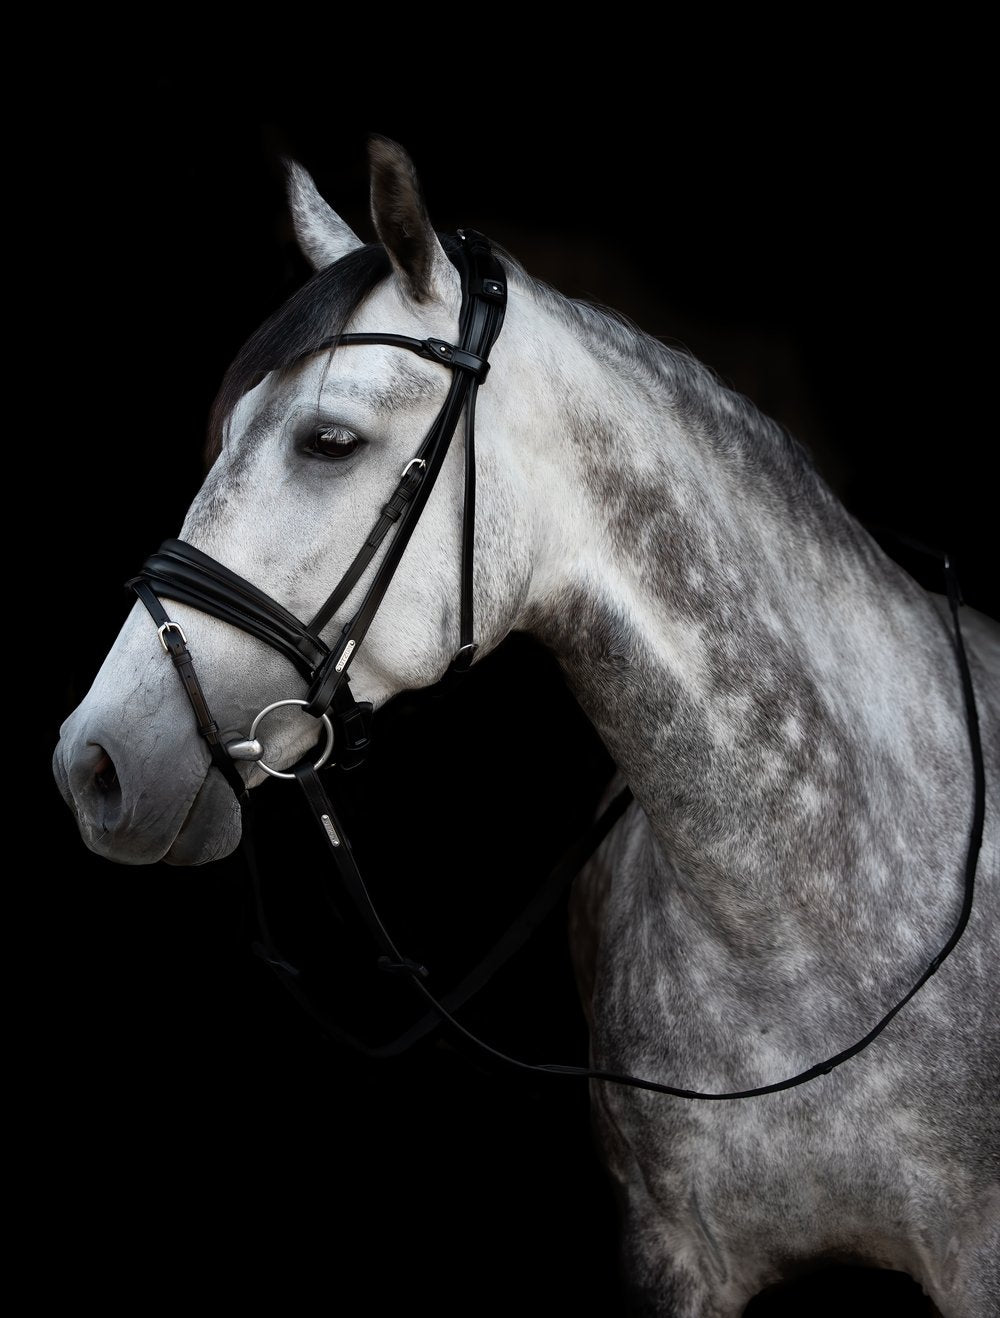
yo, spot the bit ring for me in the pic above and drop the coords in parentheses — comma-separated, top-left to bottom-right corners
(248, 699, 335, 780)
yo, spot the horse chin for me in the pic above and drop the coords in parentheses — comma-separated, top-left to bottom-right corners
(163, 769, 243, 866)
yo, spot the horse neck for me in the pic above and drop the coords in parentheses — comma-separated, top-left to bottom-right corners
(515, 290, 970, 949)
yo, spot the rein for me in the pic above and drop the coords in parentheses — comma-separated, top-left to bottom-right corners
(128, 232, 985, 1100)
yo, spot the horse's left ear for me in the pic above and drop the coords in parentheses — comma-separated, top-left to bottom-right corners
(285, 160, 363, 270)
(368, 136, 459, 305)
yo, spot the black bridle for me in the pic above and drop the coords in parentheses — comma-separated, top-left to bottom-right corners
(128, 231, 985, 1100)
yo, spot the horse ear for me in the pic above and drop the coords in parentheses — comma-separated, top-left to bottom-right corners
(285, 160, 362, 270)
(368, 137, 458, 305)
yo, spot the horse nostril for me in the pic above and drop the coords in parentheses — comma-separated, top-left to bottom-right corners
(94, 748, 119, 795)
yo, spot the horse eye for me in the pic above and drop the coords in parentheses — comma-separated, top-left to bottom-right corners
(309, 424, 361, 460)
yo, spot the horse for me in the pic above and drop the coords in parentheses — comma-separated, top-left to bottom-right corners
(52, 138, 998, 1315)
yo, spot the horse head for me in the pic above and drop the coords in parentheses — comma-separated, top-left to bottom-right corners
(54, 140, 545, 865)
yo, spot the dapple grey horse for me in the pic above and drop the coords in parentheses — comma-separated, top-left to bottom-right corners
(53, 139, 998, 1315)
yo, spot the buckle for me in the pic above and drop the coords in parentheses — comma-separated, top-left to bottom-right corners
(157, 620, 187, 653)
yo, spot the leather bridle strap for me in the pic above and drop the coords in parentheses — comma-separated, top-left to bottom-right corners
(304, 229, 507, 710)
(255, 778, 635, 1059)
(130, 579, 248, 804)
(136, 539, 327, 679)
(303, 457, 427, 642)
(129, 231, 506, 766)
(126, 583, 299, 978)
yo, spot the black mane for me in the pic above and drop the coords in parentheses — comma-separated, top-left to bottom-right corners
(208, 232, 818, 500)
(207, 241, 393, 458)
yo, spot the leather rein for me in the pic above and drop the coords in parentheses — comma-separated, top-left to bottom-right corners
(129, 231, 985, 1100)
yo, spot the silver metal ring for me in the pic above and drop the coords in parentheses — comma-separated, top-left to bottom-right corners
(401, 457, 427, 477)
(248, 699, 335, 780)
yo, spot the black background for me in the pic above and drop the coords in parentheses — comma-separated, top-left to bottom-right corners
(42, 54, 989, 1315)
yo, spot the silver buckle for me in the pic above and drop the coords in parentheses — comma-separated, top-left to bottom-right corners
(401, 457, 426, 478)
(157, 621, 188, 653)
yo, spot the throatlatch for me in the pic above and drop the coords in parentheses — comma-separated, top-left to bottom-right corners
(128, 231, 985, 1101)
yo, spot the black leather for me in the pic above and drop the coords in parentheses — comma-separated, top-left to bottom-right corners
(130, 579, 248, 803)
(305, 461, 425, 641)
(135, 540, 327, 679)
(455, 378, 479, 666)
(421, 338, 490, 379)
